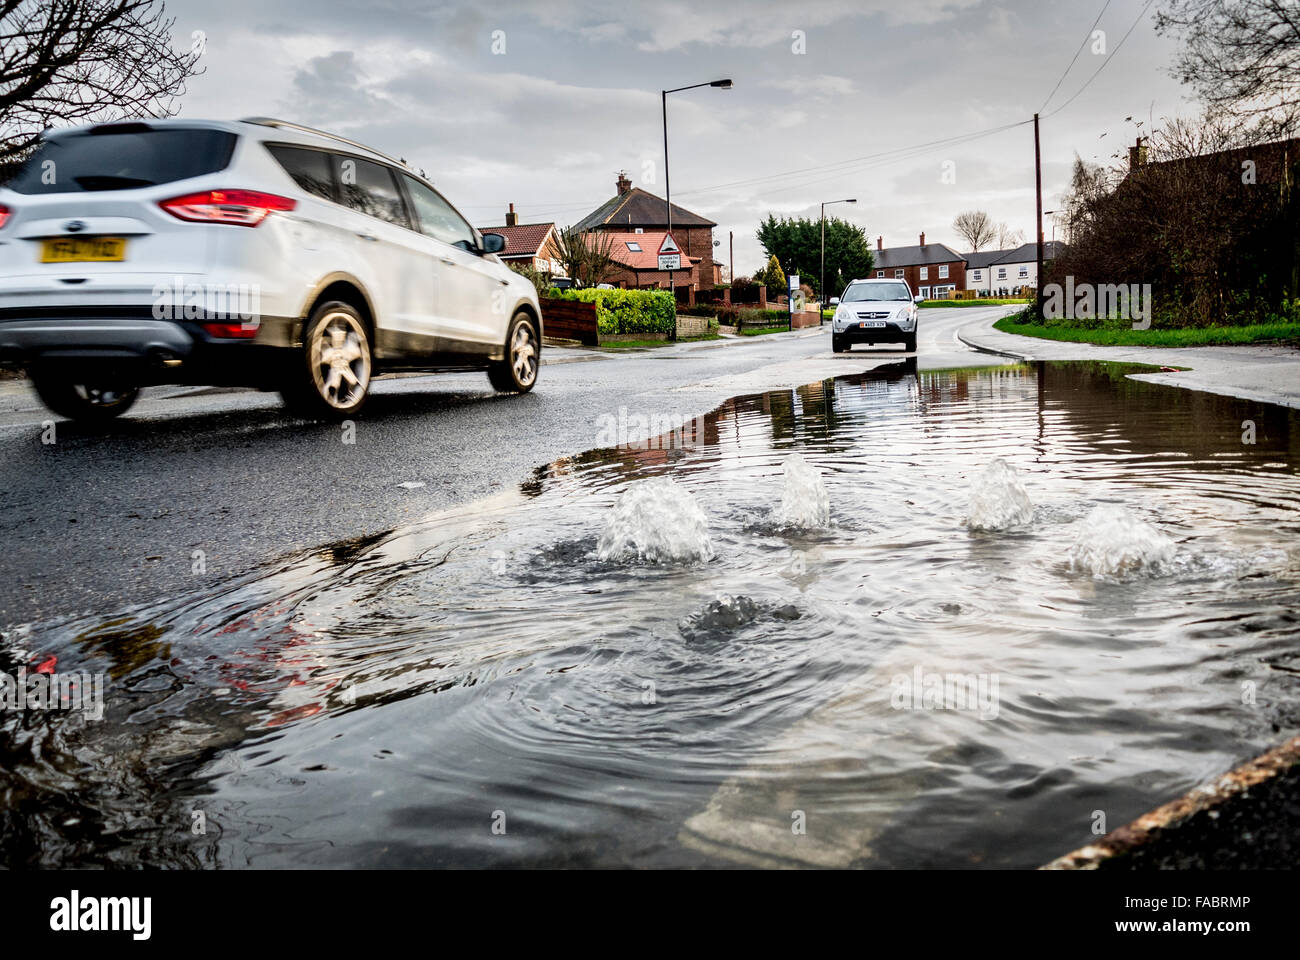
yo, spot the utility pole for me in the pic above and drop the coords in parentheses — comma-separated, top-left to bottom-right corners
(661, 79, 732, 341)
(662, 90, 673, 340)
(1034, 112, 1044, 313)
(729, 231, 733, 288)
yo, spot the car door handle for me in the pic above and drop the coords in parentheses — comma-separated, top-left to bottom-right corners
(440, 256, 456, 265)
(356, 233, 378, 242)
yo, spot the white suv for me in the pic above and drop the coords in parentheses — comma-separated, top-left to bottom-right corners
(831, 278, 921, 353)
(0, 117, 542, 420)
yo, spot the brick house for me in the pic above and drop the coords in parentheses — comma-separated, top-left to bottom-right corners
(869, 232, 966, 298)
(601, 230, 700, 289)
(477, 204, 567, 276)
(573, 173, 719, 288)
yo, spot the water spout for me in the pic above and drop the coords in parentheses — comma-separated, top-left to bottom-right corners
(966, 458, 1034, 532)
(775, 453, 830, 529)
(1068, 504, 1175, 578)
(596, 476, 715, 563)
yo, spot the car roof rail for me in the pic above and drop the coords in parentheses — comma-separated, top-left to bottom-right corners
(240, 117, 411, 171)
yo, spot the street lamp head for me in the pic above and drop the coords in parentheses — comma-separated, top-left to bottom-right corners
(710, 79, 733, 88)
(846, 198, 858, 204)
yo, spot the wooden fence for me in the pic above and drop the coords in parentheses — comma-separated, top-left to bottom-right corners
(539, 297, 598, 346)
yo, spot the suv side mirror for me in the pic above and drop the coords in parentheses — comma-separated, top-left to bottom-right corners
(481, 232, 507, 254)
(829, 297, 840, 306)
(914, 294, 924, 303)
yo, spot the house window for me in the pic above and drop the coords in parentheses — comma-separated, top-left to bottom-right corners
(996, 267, 1007, 280)
(972, 269, 982, 280)
(938, 264, 949, 279)
(919, 267, 928, 280)
(1019, 265, 1029, 277)
(625, 241, 641, 252)
(877, 270, 884, 278)
(894, 269, 904, 279)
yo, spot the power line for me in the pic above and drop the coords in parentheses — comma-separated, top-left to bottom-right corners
(467, 119, 1033, 223)
(1044, 0, 1156, 119)
(470, 7, 1152, 227)
(1040, 0, 1113, 113)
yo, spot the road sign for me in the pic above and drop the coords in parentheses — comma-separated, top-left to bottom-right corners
(658, 233, 681, 271)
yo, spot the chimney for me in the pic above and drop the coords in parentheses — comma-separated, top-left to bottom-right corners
(505, 203, 518, 227)
(919, 231, 926, 247)
(616, 171, 632, 195)
(1128, 137, 1147, 173)
(876, 236, 883, 251)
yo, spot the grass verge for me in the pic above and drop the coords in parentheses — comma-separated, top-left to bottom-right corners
(919, 298, 1031, 308)
(993, 313, 1300, 347)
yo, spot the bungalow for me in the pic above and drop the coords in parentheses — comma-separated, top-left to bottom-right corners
(573, 173, 719, 288)
(476, 204, 567, 276)
(869, 233, 966, 298)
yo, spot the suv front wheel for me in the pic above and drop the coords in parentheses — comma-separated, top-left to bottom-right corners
(487, 311, 539, 393)
(281, 301, 372, 418)
(30, 371, 139, 422)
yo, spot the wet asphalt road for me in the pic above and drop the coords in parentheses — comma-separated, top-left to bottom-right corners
(0, 307, 1013, 630)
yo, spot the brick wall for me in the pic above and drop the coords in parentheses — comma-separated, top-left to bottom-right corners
(876, 260, 967, 294)
(538, 297, 598, 345)
(606, 263, 702, 290)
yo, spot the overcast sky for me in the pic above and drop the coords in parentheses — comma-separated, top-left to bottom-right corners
(166, 0, 1193, 274)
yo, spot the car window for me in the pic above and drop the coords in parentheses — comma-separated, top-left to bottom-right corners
(401, 175, 475, 249)
(336, 157, 411, 228)
(5, 125, 236, 194)
(265, 145, 335, 201)
(844, 282, 912, 302)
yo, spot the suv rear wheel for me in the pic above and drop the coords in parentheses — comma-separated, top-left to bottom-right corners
(487, 311, 539, 393)
(30, 371, 139, 422)
(281, 301, 372, 418)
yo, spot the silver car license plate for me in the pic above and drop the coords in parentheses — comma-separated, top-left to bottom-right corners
(861, 321, 886, 328)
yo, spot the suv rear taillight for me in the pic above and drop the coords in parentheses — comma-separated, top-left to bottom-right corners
(0, 203, 10, 229)
(159, 189, 295, 226)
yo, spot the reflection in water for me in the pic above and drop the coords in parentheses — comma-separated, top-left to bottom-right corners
(1, 360, 1298, 868)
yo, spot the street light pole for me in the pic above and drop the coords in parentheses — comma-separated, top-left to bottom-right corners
(662, 78, 732, 341)
(820, 197, 856, 325)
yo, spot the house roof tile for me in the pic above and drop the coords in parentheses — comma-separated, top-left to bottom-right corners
(476, 222, 556, 258)
(573, 187, 716, 232)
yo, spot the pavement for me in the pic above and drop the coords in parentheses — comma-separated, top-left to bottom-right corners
(957, 313, 1300, 410)
(0, 307, 1011, 629)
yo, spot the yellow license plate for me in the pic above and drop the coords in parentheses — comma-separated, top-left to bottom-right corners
(40, 237, 126, 263)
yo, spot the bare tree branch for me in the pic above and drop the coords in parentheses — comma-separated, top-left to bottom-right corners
(952, 210, 997, 251)
(0, 0, 202, 169)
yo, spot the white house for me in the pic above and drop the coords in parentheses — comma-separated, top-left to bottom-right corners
(964, 241, 1065, 295)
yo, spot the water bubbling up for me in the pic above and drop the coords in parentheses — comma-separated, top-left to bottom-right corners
(1068, 504, 1176, 579)
(775, 453, 830, 529)
(596, 476, 715, 563)
(966, 458, 1034, 532)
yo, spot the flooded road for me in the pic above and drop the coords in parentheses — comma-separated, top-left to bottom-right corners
(3, 359, 1298, 867)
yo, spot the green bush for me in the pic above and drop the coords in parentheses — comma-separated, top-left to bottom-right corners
(545, 287, 675, 335)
